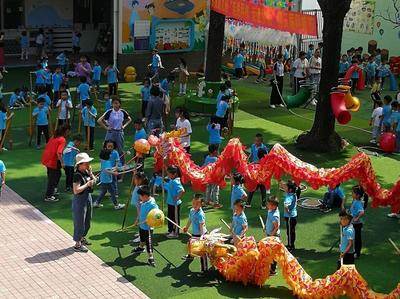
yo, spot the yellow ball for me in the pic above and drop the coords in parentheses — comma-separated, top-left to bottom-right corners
(146, 208, 165, 228)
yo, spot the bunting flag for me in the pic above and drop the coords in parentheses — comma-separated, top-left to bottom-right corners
(211, 0, 318, 36)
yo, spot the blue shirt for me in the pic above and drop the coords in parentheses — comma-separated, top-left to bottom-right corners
(141, 86, 151, 102)
(250, 143, 268, 163)
(35, 69, 47, 85)
(9, 93, 19, 106)
(216, 91, 224, 107)
(216, 101, 229, 118)
(164, 178, 184, 206)
(92, 65, 102, 81)
(231, 184, 247, 209)
(339, 61, 349, 74)
(45, 71, 52, 85)
(340, 224, 355, 253)
(110, 150, 120, 167)
(134, 128, 146, 141)
(63, 141, 79, 167)
(350, 200, 364, 224)
(189, 208, 207, 235)
(139, 197, 159, 231)
(234, 54, 244, 69)
(33, 106, 49, 126)
(81, 106, 97, 127)
(367, 62, 376, 75)
(131, 186, 140, 207)
(78, 83, 90, 101)
(56, 53, 66, 66)
(105, 99, 112, 111)
(207, 124, 221, 145)
(52, 73, 64, 91)
(284, 193, 297, 218)
(0, 112, 6, 130)
(20, 36, 29, 48)
(327, 186, 345, 199)
(203, 155, 218, 166)
(37, 94, 51, 107)
(390, 111, 400, 131)
(151, 175, 162, 187)
(351, 66, 360, 79)
(160, 79, 170, 96)
(382, 105, 392, 126)
(232, 212, 247, 236)
(378, 64, 390, 78)
(106, 67, 118, 84)
(0, 160, 6, 173)
(100, 159, 114, 184)
(72, 34, 80, 47)
(266, 208, 280, 236)
(152, 54, 161, 68)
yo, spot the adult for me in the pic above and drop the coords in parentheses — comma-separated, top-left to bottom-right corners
(35, 29, 45, 59)
(97, 96, 132, 164)
(72, 152, 96, 252)
(72, 30, 81, 55)
(0, 32, 5, 70)
(145, 85, 165, 136)
(41, 124, 71, 202)
(309, 48, 322, 106)
(75, 55, 92, 84)
(292, 51, 309, 94)
(270, 54, 285, 108)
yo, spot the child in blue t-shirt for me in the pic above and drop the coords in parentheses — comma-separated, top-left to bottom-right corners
(77, 76, 90, 107)
(103, 92, 112, 111)
(349, 185, 365, 258)
(338, 210, 355, 269)
(32, 99, 50, 149)
(92, 60, 102, 90)
(338, 54, 349, 78)
(231, 200, 248, 245)
(265, 196, 280, 275)
(183, 194, 208, 274)
(63, 134, 82, 191)
(52, 66, 64, 103)
(81, 100, 97, 151)
(0, 105, 13, 150)
(132, 185, 158, 267)
(250, 133, 268, 163)
(320, 184, 346, 212)
(56, 51, 67, 73)
(215, 96, 230, 130)
(131, 172, 148, 223)
(150, 172, 162, 195)
(104, 140, 121, 197)
(233, 51, 244, 79)
(230, 173, 247, 210)
(207, 116, 221, 148)
(281, 180, 298, 252)
(164, 165, 185, 238)
(350, 58, 360, 94)
(93, 149, 125, 210)
(35, 64, 47, 89)
(382, 96, 392, 132)
(141, 78, 151, 117)
(9, 88, 25, 108)
(134, 118, 146, 141)
(203, 144, 221, 208)
(247, 146, 269, 209)
(20, 31, 29, 60)
(104, 61, 119, 96)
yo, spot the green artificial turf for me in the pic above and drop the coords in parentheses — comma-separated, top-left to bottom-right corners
(1, 68, 400, 299)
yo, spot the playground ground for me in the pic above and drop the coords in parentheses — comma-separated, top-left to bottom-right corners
(1, 68, 399, 298)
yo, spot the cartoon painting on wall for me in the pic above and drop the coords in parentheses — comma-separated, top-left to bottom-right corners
(26, 0, 73, 28)
(344, 0, 376, 35)
(375, 0, 400, 29)
(121, 0, 207, 54)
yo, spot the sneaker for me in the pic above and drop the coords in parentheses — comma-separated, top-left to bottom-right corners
(278, 104, 285, 108)
(114, 203, 125, 210)
(387, 213, 400, 219)
(244, 204, 252, 208)
(213, 203, 223, 209)
(81, 238, 92, 246)
(53, 189, 60, 196)
(132, 247, 145, 254)
(93, 202, 103, 208)
(166, 232, 178, 239)
(134, 233, 140, 238)
(269, 105, 276, 109)
(148, 258, 156, 267)
(181, 254, 194, 261)
(73, 245, 88, 252)
(369, 139, 377, 144)
(44, 196, 59, 202)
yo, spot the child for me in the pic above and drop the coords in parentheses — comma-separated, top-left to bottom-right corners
(230, 173, 247, 210)
(150, 172, 162, 195)
(160, 74, 174, 115)
(134, 118, 146, 141)
(366, 56, 377, 87)
(92, 60, 102, 90)
(32, 98, 50, 149)
(369, 100, 383, 144)
(176, 58, 189, 96)
(382, 95, 392, 132)
(390, 102, 400, 152)
(255, 52, 266, 83)
(52, 66, 64, 104)
(349, 185, 365, 258)
(182, 194, 208, 275)
(104, 60, 119, 96)
(164, 166, 185, 238)
(377, 60, 390, 89)
(247, 147, 269, 209)
(35, 64, 47, 90)
(175, 107, 192, 153)
(250, 133, 268, 163)
(320, 184, 346, 212)
(350, 58, 360, 94)
(338, 210, 355, 269)
(56, 51, 67, 73)
(131, 172, 149, 242)
(0, 159, 6, 194)
(233, 51, 244, 79)
(207, 116, 221, 149)
(20, 31, 29, 60)
(281, 180, 298, 252)
(104, 140, 120, 196)
(93, 149, 125, 210)
(215, 96, 230, 131)
(72, 31, 81, 54)
(56, 90, 73, 126)
(204, 144, 221, 208)
(0, 105, 13, 150)
(133, 185, 158, 267)
(81, 100, 97, 151)
(265, 196, 280, 275)
(231, 199, 248, 244)
(141, 78, 151, 117)
(216, 84, 227, 108)
(338, 54, 349, 78)
(77, 76, 90, 107)
(149, 48, 163, 76)
(103, 92, 112, 111)
(9, 88, 25, 108)
(63, 134, 82, 192)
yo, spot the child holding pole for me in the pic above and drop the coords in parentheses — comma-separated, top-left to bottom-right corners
(81, 100, 97, 151)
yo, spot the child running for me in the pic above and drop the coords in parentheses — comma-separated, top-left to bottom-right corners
(63, 134, 82, 192)
(204, 144, 221, 208)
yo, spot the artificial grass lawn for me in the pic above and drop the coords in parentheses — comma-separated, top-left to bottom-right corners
(2, 68, 400, 298)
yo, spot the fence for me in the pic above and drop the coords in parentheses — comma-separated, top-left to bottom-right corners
(299, 9, 323, 52)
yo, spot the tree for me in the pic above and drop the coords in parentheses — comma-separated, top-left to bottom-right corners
(296, 0, 352, 152)
(205, 10, 226, 82)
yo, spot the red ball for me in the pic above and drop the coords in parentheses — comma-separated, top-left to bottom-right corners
(379, 133, 396, 153)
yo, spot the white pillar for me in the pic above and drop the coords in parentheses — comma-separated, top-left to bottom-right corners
(113, 0, 118, 67)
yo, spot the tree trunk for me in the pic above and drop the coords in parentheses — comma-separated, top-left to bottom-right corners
(296, 0, 352, 152)
(205, 10, 225, 82)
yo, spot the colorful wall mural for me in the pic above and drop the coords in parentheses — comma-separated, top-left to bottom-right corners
(120, 0, 207, 54)
(25, 0, 73, 28)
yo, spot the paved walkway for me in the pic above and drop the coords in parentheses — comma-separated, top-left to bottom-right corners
(0, 186, 148, 299)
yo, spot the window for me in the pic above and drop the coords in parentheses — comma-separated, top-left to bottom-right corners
(3, 0, 24, 29)
(74, 0, 90, 25)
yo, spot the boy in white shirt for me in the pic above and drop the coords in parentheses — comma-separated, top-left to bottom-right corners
(369, 100, 383, 144)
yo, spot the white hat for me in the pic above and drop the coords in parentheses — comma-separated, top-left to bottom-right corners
(75, 153, 94, 166)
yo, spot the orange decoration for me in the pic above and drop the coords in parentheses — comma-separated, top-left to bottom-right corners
(134, 139, 150, 155)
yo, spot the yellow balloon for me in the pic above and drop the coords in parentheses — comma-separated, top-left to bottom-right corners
(146, 208, 165, 228)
